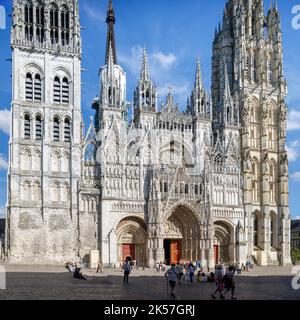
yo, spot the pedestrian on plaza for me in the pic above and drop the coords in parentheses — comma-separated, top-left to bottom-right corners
(211, 265, 225, 300)
(188, 262, 195, 284)
(96, 261, 103, 273)
(185, 264, 190, 283)
(165, 264, 178, 299)
(156, 262, 160, 272)
(246, 261, 250, 272)
(196, 260, 202, 269)
(223, 266, 237, 300)
(123, 258, 132, 285)
(176, 263, 184, 285)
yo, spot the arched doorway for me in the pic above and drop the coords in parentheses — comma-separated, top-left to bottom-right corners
(214, 221, 234, 264)
(163, 204, 201, 265)
(116, 216, 147, 264)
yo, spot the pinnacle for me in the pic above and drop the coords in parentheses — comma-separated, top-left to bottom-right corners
(140, 47, 150, 82)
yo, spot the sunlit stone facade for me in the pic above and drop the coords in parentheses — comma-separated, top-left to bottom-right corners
(6, 0, 291, 267)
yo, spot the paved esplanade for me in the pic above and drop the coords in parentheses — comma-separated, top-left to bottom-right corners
(0, 263, 299, 300)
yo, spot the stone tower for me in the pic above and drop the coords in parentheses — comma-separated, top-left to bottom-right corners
(6, 0, 82, 264)
(212, 0, 291, 265)
(133, 48, 157, 130)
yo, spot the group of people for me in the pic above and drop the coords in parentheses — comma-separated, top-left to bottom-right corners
(164, 261, 237, 300)
(210, 265, 236, 300)
(64, 261, 87, 280)
(156, 261, 167, 272)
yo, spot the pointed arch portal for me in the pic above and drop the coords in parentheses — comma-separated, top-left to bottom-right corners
(163, 204, 201, 264)
(116, 216, 147, 264)
(213, 221, 234, 264)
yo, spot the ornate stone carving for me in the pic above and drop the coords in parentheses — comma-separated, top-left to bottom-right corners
(244, 150, 251, 172)
(280, 152, 288, 176)
(278, 103, 288, 138)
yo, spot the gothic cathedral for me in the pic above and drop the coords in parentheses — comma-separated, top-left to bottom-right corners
(6, 0, 291, 267)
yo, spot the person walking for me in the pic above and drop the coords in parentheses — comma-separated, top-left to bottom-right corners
(123, 259, 132, 285)
(96, 261, 103, 273)
(211, 265, 225, 300)
(165, 264, 178, 299)
(176, 263, 184, 285)
(223, 266, 237, 300)
(188, 262, 195, 284)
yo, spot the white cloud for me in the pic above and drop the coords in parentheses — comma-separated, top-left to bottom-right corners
(119, 45, 189, 105)
(286, 140, 300, 162)
(0, 154, 8, 171)
(119, 45, 178, 78)
(152, 52, 177, 69)
(0, 207, 5, 218)
(81, 2, 105, 23)
(158, 83, 191, 99)
(0, 109, 10, 135)
(287, 110, 300, 131)
(286, 146, 298, 162)
(119, 45, 143, 77)
(294, 216, 300, 220)
(291, 171, 300, 182)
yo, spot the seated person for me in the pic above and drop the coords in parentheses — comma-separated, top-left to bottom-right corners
(197, 271, 202, 283)
(207, 272, 215, 282)
(201, 272, 208, 282)
(73, 267, 87, 280)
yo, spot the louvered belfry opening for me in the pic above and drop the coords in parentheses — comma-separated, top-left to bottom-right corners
(62, 77, 69, 105)
(53, 117, 60, 142)
(34, 74, 42, 102)
(24, 114, 31, 140)
(64, 118, 71, 142)
(36, 115, 43, 140)
(53, 76, 61, 104)
(25, 73, 33, 101)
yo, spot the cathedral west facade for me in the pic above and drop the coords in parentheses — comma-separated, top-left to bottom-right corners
(5, 0, 292, 267)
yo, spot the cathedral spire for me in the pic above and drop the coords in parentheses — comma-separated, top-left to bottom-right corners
(195, 58, 203, 93)
(107, 42, 115, 78)
(222, 61, 237, 125)
(105, 0, 117, 65)
(140, 48, 150, 82)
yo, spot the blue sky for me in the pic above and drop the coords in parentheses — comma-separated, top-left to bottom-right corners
(0, 0, 300, 219)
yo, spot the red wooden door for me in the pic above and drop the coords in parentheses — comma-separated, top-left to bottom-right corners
(122, 244, 135, 261)
(170, 240, 181, 265)
(214, 245, 219, 265)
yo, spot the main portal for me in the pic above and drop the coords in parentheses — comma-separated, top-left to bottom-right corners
(164, 239, 182, 265)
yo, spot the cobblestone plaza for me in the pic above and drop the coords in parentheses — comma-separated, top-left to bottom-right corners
(0, 263, 299, 300)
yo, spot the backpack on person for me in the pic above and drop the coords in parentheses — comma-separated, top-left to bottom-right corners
(124, 262, 131, 273)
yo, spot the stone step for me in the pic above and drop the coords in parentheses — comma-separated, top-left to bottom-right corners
(267, 259, 280, 266)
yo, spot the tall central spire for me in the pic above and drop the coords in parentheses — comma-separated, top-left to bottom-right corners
(105, 0, 117, 65)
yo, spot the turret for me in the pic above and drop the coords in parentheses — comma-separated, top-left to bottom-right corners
(190, 59, 211, 120)
(133, 48, 157, 128)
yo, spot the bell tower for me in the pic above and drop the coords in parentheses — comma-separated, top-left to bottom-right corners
(212, 0, 291, 265)
(7, 0, 82, 264)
